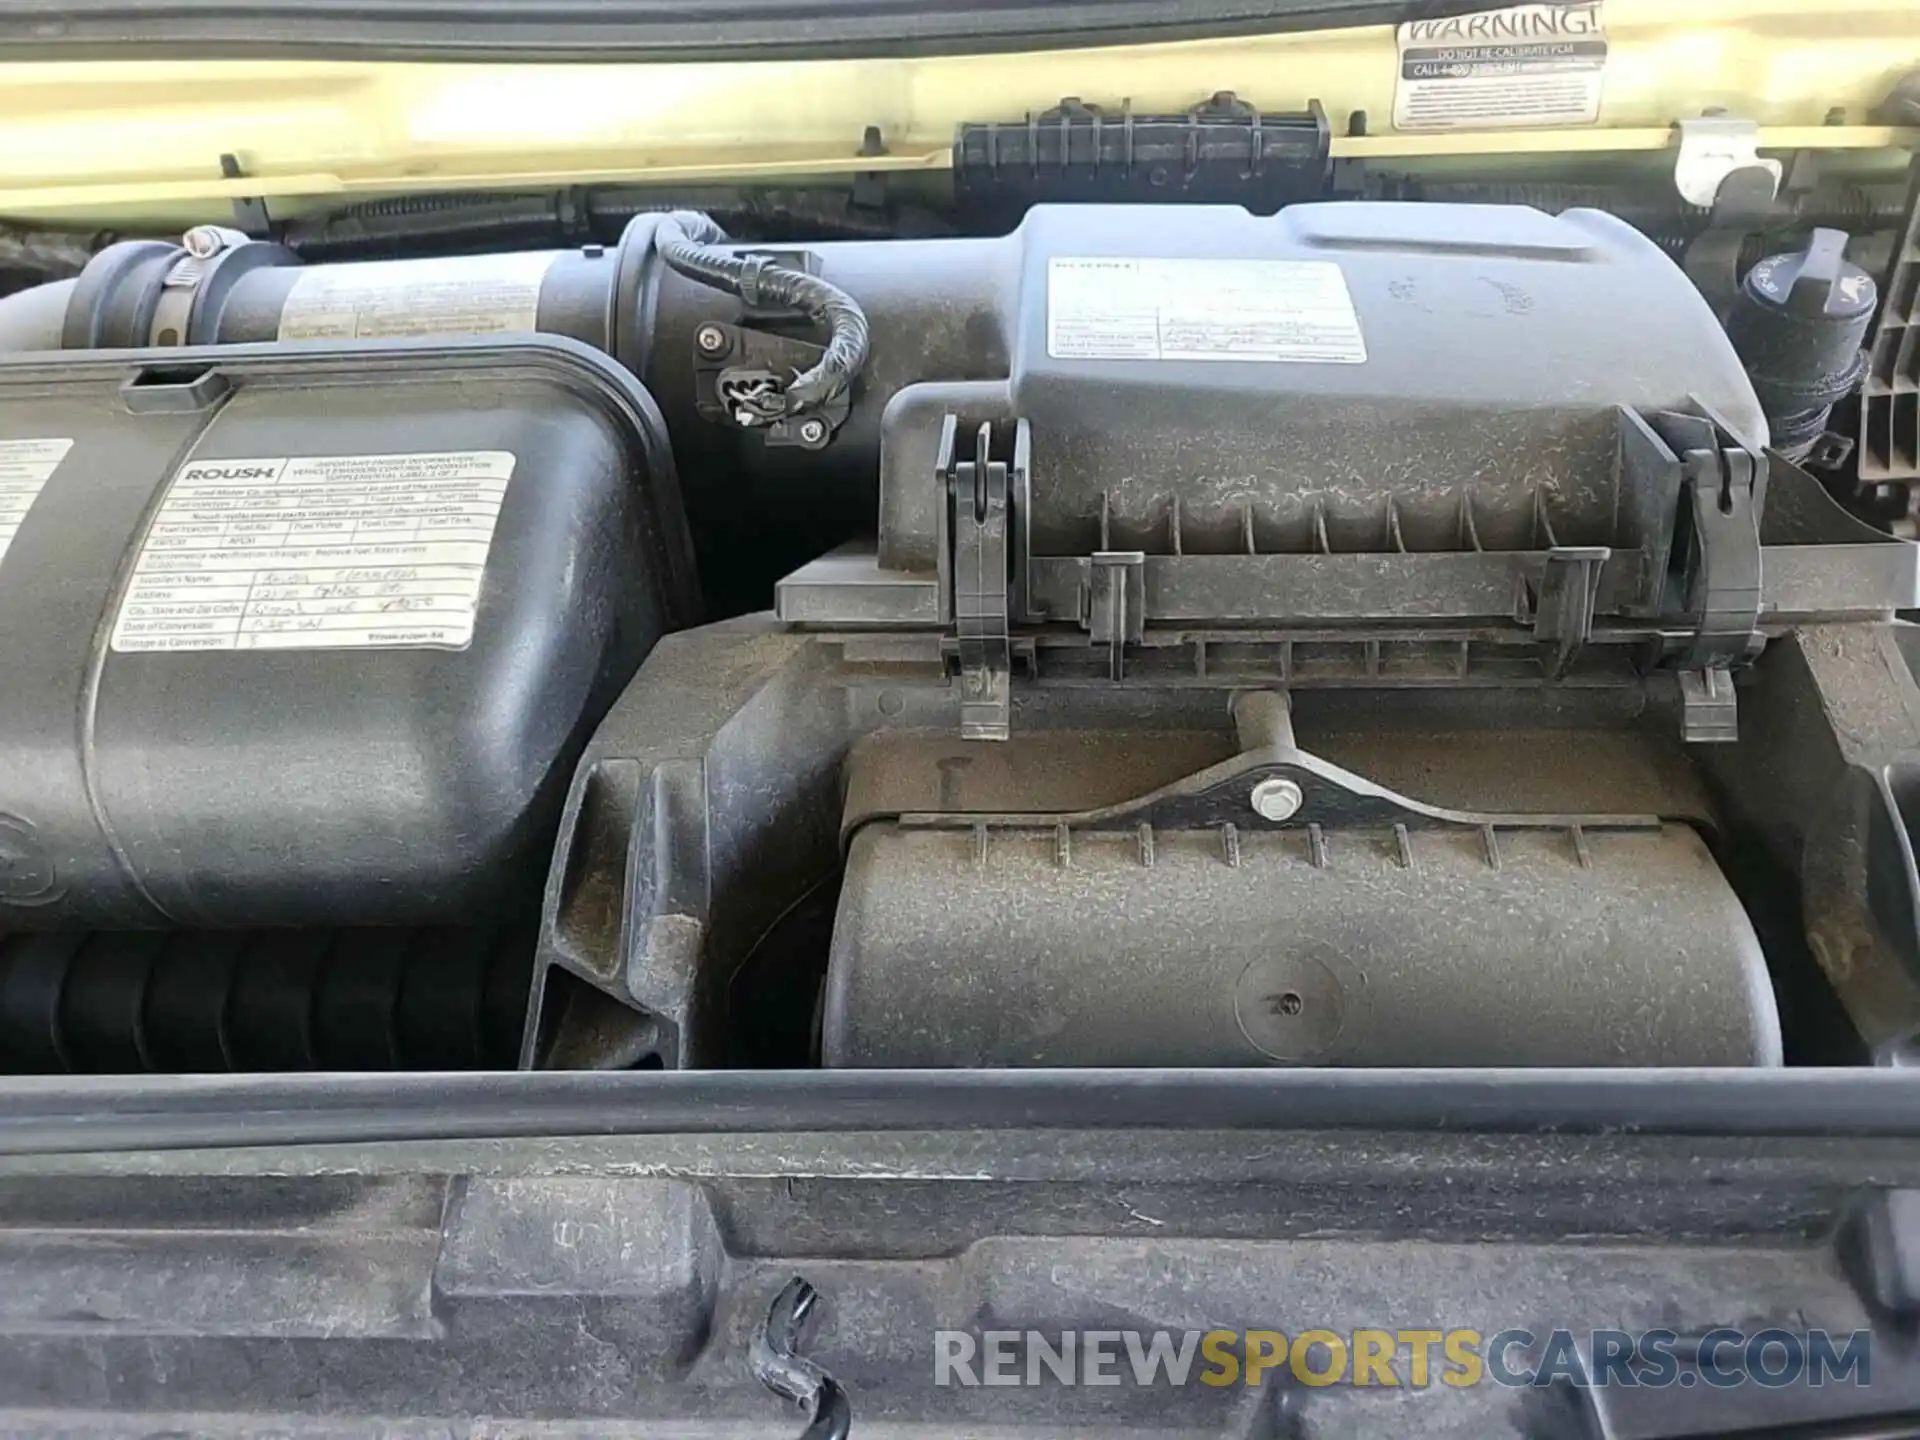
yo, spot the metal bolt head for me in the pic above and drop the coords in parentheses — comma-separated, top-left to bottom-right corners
(798, 418, 828, 446)
(1250, 777, 1304, 823)
(695, 324, 728, 355)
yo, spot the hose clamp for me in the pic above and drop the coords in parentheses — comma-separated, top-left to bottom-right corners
(148, 227, 251, 347)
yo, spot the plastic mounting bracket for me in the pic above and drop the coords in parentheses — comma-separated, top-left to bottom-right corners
(1088, 551, 1145, 681)
(1673, 116, 1783, 210)
(1531, 545, 1611, 679)
(1678, 666, 1740, 744)
(1675, 116, 1783, 316)
(941, 416, 1014, 742)
(1680, 443, 1763, 672)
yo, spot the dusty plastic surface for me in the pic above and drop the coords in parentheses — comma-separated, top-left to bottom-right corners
(0, 204, 1773, 616)
(0, 1075, 1918, 1435)
(0, 336, 696, 929)
(824, 821, 1782, 1068)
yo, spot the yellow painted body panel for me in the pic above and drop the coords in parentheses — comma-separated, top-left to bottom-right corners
(0, 0, 1911, 221)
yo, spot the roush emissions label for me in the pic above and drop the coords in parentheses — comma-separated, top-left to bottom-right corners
(111, 451, 515, 653)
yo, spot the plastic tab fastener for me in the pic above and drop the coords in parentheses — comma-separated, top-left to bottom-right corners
(1682, 443, 1763, 673)
(1088, 551, 1146, 681)
(1675, 442, 1763, 743)
(1532, 545, 1611, 679)
(941, 417, 1013, 741)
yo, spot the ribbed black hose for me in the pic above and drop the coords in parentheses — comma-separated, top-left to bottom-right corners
(654, 211, 870, 415)
(0, 926, 534, 1073)
(281, 190, 579, 257)
(279, 186, 938, 261)
(0, 224, 117, 278)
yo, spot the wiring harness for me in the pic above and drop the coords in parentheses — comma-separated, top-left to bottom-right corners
(655, 211, 870, 420)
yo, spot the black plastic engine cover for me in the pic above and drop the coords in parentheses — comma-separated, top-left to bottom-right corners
(0, 337, 695, 929)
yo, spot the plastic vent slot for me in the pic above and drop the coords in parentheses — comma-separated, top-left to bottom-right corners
(1070, 486, 1584, 559)
(1860, 158, 1920, 480)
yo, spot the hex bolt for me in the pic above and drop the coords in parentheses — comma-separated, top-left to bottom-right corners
(799, 418, 829, 446)
(695, 324, 729, 355)
(1250, 777, 1304, 823)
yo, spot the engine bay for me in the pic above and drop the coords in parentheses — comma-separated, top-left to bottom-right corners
(0, 181, 1916, 1077)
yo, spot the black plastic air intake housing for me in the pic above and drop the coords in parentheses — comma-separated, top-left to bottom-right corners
(0, 204, 1775, 612)
(0, 337, 696, 930)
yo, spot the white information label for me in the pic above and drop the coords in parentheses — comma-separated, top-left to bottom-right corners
(110, 451, 515, 654)
(1048, 257, 1366, 364)
(0, 437, 74, 573)
(1393, 2, 1607, 132)
(277, 251, 558, 341)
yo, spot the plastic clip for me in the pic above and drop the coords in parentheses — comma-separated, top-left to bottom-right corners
(750, 1277, 851, 1440)
(942, 417, 1012, 741)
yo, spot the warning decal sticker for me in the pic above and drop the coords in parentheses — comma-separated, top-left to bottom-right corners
(1393, 3, 1607, 132)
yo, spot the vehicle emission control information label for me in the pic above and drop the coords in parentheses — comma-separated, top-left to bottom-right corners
(1048, 258, 1366, 364)
(277, 251, 557, 341)
(0, 437, 73, 574)
(111, 451, 514, 653)
(1393, 2, 1607, 132)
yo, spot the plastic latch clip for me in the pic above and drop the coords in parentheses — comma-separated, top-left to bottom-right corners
(941, 417, 1013, 742)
